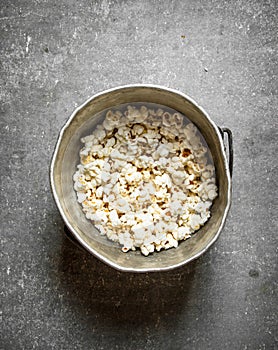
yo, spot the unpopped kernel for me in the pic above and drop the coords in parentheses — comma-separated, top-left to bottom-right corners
(73, 105, 218, 256)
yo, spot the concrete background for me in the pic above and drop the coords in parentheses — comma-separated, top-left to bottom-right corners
(1, 0, 277, 349)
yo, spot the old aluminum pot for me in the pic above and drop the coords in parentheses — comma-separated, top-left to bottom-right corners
(50, 85, 233, 272)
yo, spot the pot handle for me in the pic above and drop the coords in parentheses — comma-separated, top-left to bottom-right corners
(218, 127, 233, 177)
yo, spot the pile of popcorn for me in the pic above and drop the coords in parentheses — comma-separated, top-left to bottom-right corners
(73, 105, 218, 256)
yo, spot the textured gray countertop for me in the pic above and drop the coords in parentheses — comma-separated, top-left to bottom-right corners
(1, 1, 277, 349)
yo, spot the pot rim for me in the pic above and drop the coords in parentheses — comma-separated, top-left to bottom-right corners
(50, 84, 232, 272)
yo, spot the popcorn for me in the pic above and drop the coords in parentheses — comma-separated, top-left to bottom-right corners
(171, 170, 186, 185)
(110, 149, 126, 160)
(86, 210, 108, 224)
(105, 110, 121, 126)
(121, 212, 137, 226)
(132, 124, 145, 136)
(169, 200, 183, 216)
(188, 214, 202, 230)
(95, 186, 103, 198)
(109, 209, 121, 227)
(73, 104, 218, 256)
(113, 197, 131, 213)
(77, 192, 87, 203)
(125, 168, 142, 184)
(166, 233, 178, 248)
(141, 246, 149, 256)
(105, 137, 116, 148)
(95, 224, 106, 235)
(101, 171, 110, 183)
(154, 173, 172, 188)
(172, 113, 183, 128)
(176, 226, 191, 240)
(154, 143, 170, 158)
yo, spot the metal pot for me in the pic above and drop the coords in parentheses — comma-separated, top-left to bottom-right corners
(50, 85, 233, 272)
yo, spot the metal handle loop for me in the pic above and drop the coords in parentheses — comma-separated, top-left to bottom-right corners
(219, 127, 233, 177)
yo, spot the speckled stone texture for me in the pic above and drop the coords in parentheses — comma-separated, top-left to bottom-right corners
(1, 0, 277, 349)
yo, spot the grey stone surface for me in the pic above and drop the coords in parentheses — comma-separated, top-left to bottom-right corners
(1, 0, 277, 349)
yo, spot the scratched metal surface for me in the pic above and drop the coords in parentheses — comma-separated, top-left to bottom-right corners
(1, 0, 277, 349)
